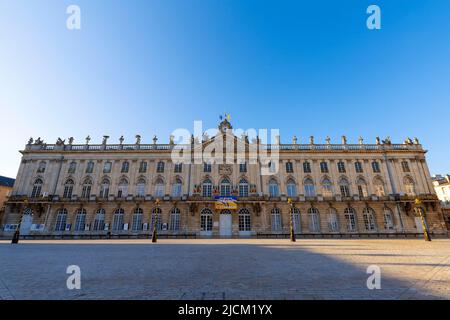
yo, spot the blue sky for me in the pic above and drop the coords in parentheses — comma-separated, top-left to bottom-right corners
(1, 0, 449, 178)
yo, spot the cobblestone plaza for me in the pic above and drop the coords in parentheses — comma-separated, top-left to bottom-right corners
(0, 239, 449, 300)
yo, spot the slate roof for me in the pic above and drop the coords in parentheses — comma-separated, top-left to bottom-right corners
(0, 176, 15, 188)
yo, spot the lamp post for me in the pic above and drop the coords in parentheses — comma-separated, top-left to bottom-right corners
(414, 198, 431, 242)
(288, 198, 296, 242)
(152, 198, 160, 243)
(11, 200, 29, 244)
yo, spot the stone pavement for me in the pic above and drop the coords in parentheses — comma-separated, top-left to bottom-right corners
(0, 239, 449, 300)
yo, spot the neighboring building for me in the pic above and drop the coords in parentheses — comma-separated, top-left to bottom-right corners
(0, 119, 447, 237)
(432, 174, 450, 229)
(0, 176, 15, 223)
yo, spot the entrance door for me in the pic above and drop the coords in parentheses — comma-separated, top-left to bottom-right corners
(219, 210, 232, 236)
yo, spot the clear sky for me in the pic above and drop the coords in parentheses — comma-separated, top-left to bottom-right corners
(1, 0, 449, 178)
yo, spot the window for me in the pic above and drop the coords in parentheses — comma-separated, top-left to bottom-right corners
(383, 208, 395, 230)
(363, 207, 377, 231)
(308, 207, 320, 232)
(372, 161, 381, 173)
(170, 207, 181, 231)
(136, 178, 146, 197)
(269, 179, 279, 197)
(286, 179, 297, 197)
(99, 179, 110, 198)
(328, 208, 339, 232)
(321, 178, 333, 197)
(174, 163, 182, 173)
(304, 178, 315, 197)
(31, 178, 43, 198)
(81, 178, 92, 198)
(139, 161, 147, 173)
(239, 162, 247, 173)
(337, 161, 346, 173)
(86, 161, 94, 174)
(320, 161, 328, 173)
(37, 161, 46, 173)
(303, 161, 311, 173)
(103, 161, 112, 173)
(54, 208, 67, 231)
(63, 179, 74, 198)
(344, 208, 357, 232)
(156, 161, 165, 173)
(200, 208, 213, 231)
(121, 161, 129, 173)
(74, 208, 87, 231)
(117, 178, 129, 198)
(286, 162, 294, 173)
(239, 178, 249, 197)
(356, 178, 368, 198)
(373, 177, 385, 197)
(339, 178, 351, 198)
(220, 178, 231, 197)
(203, 163, 212, 173)
(68, 161, 77, 174)
(292, 207, 301, 232)
(92, 209, 105, 231)
(404, 177, 415, 196)
(112, 208, 124, 231)
(401, 161, 410, 173)
(132, 208, 143, 231)
(154, 178, 165, 197)
(172, 178, 182, 197)
(271, 208, 282, 231)
(238, 208, 251, 231)
(202, 179, 212, 197)
(151, 207, 162, 230)
(355, 161, 363, 173)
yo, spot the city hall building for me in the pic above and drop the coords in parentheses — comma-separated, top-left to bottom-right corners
(1, 119, 447, 238)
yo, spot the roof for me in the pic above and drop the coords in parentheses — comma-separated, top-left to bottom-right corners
(0, 176, 15, 188)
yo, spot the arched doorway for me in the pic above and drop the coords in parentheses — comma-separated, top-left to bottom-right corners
(219, 209, 232, 236)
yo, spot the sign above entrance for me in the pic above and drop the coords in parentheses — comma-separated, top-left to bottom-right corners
(215, 196, 237, 210)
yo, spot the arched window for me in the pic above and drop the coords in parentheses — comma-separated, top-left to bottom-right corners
(172, 178, 182, 197)
(151, 207, 162, 231)
(63, 179, 74, 198)
(328, 208, 339, 232)
(271, 208, 282, 231)
(54, 208, 67, 231)
(112, 208, 124, 231)
(220, 178, 231, 197)
(31, 178, 43, 198)
(202, 179, 212, 197)
(200, 208, 213, 231)
(304, 178, 315, 197)
(132, 208, 143, 231)
(81, 177, 92, 198)
(404, 177, 415, 196)
(37, 161, 46, 173)
(74, 208, 87, 231)
(269, 179, 279, 197)
(154, 178, 165, 197)
(344, 207, 357, 232)
(286, 179, 297, 197)
(339, 177, 351, 198)
(136, 178, 146, 197)
(238, 208, 251, 231)
(239, 178, 249, 197)
(100, 178, 110, 198)
(383, 208, 395, 230)
(117, 178, 129, 198)
(321, 178, 333, 197)
(356, 177, 368, 198)
(363, 207, 377, 231)
(121, 161, 130, 173)
(170, 207, 181, 231)
(92, 208, 105, 231)
(291, 207, 301, 232)
(307, 207, 320, 232)
(68, 161, 77, 174)
(373, 177, 385, 196)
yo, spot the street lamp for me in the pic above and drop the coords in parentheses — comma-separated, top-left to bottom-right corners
(414, 198, 431, 242)
(287, 198, 296, 242)
(152, 198, 160, 243)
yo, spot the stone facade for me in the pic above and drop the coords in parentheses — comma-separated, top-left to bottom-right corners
(1, 120, 447, 237)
